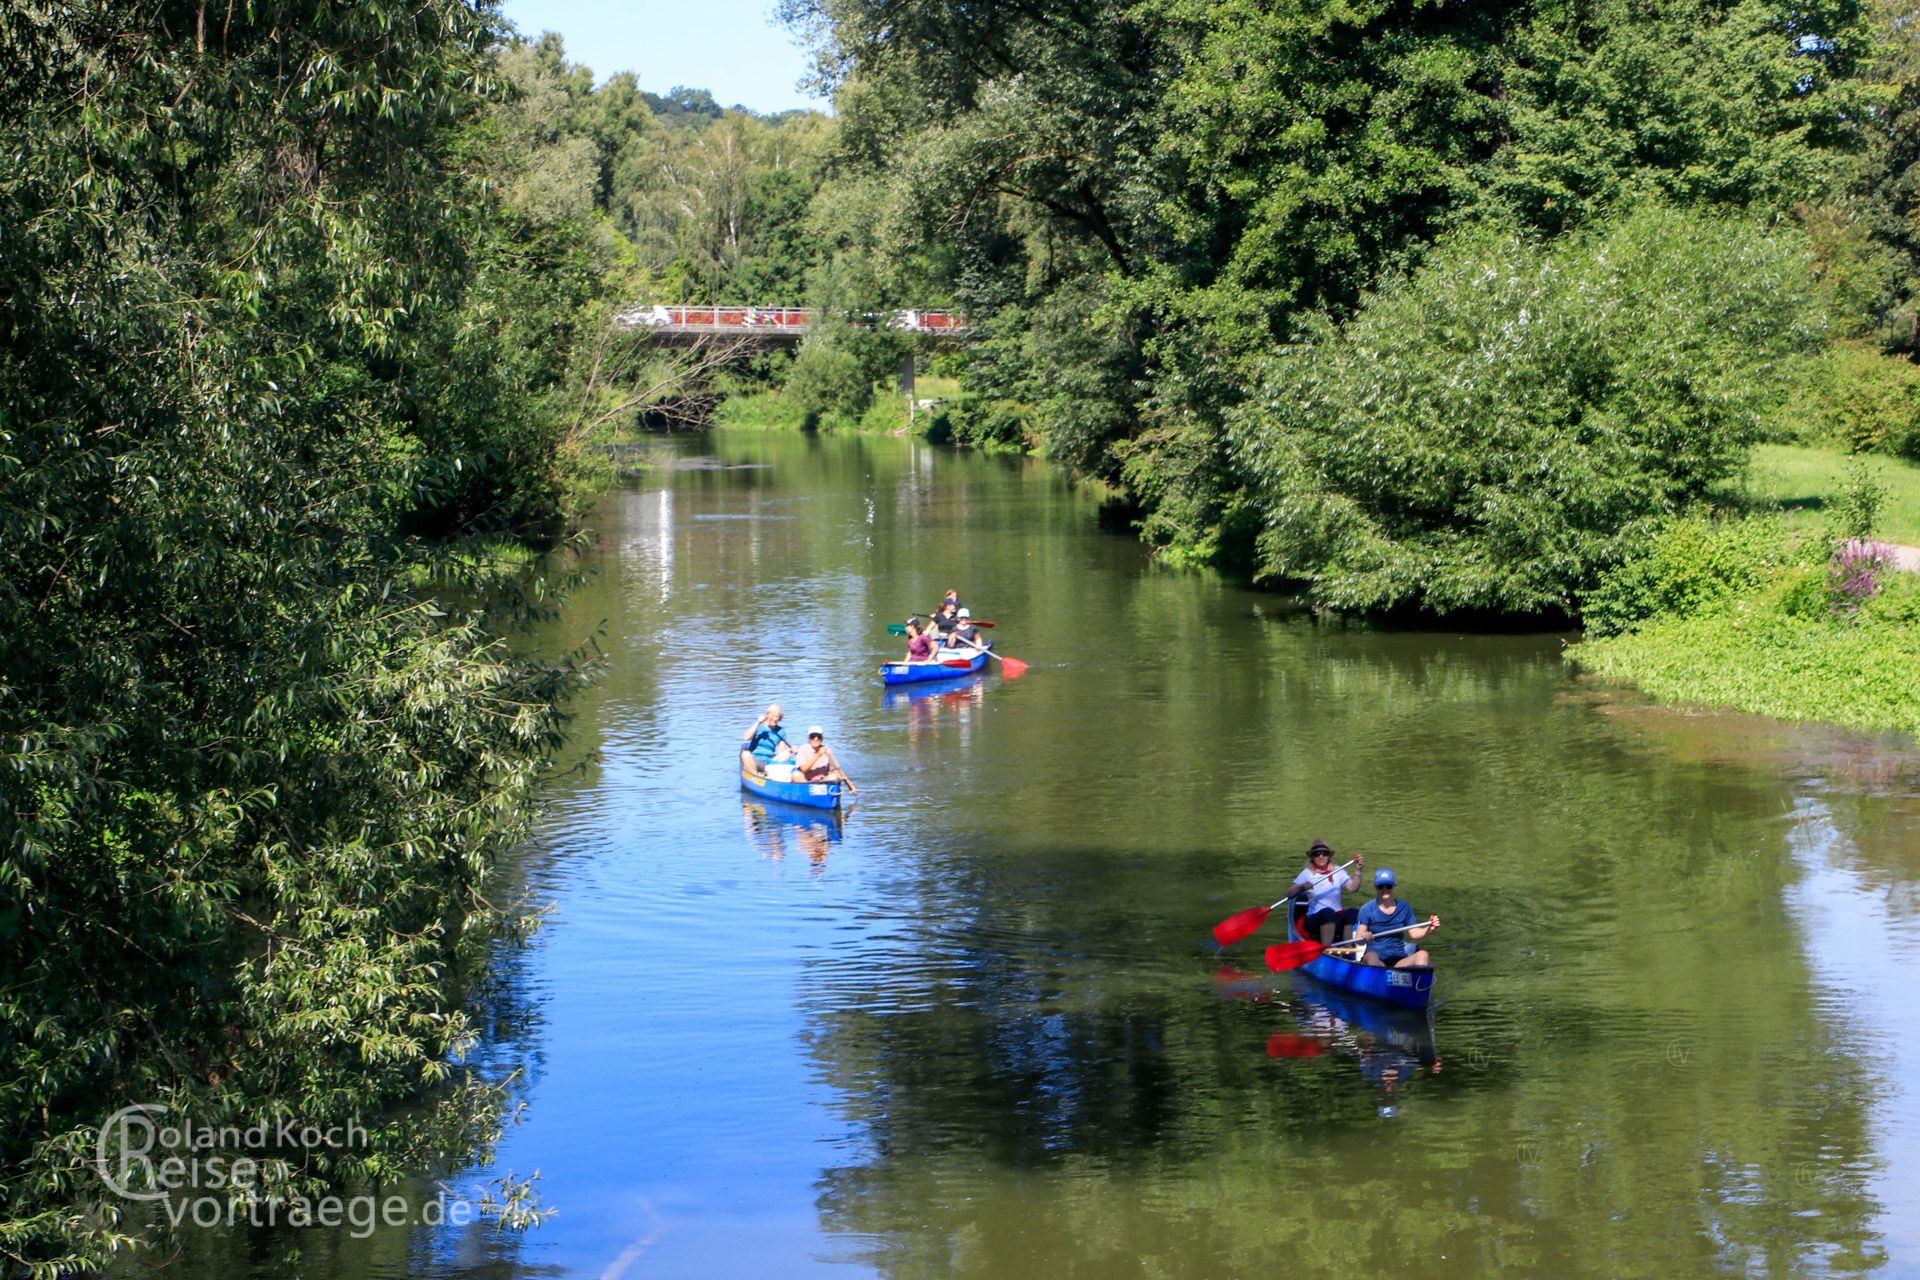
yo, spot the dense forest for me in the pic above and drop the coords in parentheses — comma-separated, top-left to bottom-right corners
(6, 0, 1920, 1270)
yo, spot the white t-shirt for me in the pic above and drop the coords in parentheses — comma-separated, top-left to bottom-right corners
(1291, 864, 1352, 914)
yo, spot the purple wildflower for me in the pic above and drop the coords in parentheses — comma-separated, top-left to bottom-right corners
(1827, 538, 1895, 616)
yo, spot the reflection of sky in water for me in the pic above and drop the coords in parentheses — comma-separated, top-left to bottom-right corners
(1786, 797, 1920, 1263)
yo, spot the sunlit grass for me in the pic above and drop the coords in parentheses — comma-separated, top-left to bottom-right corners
(1721, 444, 1920, 545)
(714, 376, 963, 435)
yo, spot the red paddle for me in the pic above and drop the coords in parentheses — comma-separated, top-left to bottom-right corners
(1266, 1033, 1327, 1058)
(1263, 918, 1437, 972)
(955, 637, 1028, 678)
(1212, 859, 1355, 947)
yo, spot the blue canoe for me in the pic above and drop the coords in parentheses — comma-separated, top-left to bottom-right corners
(739, 761, 843, 810)
(878, 646, 990, 686)
(1287, 903, 1435, 1011)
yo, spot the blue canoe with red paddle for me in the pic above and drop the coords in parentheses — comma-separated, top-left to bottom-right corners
(1286, 902, 1435, 1011)
(878, 646, 991, 686)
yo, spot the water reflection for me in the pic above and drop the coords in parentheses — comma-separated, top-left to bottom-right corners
(882, 673, 992, 743)
(1268, 986, 1442, 1119)
(742, 798, 846, 872)
(179, 428, 1920, 1278)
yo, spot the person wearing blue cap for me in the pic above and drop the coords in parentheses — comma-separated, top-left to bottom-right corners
(1353, 867, 1439, 968)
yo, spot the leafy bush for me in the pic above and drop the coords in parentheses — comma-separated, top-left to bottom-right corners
(786, 334, 874, 425)
(1833, 457, 1889, 538)
(1792, 342, 1920, 461)
(1579, 516, 1794, 635)
(1225, 206, 1823, 614)
(928, 394, 1032, 449)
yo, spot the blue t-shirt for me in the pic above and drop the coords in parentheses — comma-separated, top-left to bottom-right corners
(1291, 864, 1352, 914)
(1356, 898, 1416, 959)
(747, 723, 790, 762)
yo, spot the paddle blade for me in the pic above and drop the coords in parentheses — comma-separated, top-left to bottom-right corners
(996, 654, 1030, 678)
(1212, 904, 1273, 947)
(974, 620, 995, 628)
(1264, 940, 1325, 972)
(1267, 1033, 1326, 1058)
(887, 624, 907, 636)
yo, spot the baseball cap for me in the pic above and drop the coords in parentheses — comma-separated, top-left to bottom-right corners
(807, 725, 825, 738)
(1373, 868, 1396, 888)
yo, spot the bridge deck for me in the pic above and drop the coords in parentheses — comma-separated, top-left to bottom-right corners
(616, 305, 968, 338)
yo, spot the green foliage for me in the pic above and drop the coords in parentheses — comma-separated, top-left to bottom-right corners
(1228, 207, 1822, 614)
(1580, 517, 1800, 636)
(1732, 442, 1920, 543)
(787, 335, 876, 424)
(0, 4, 609, 1268)
(788, 0, 1880, 585)
(1835, 457, 1890, 538)
(1786, 342, 1920, 460)
(928, 396, 1034, 450)
(1569, 596, 1920, 737)
(1572, 509, 1920, 735)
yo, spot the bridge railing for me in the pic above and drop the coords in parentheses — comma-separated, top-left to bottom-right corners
(615, 305, 968, 334)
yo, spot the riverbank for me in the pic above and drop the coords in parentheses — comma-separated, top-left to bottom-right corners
(1567, 450, 1920, 737)
(713, 375, 963, 435)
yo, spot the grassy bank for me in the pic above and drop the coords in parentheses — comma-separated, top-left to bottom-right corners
(1725, 444, 1920, 545)
(714, 376, 962, 434)
(1568, 512, 1920, 738)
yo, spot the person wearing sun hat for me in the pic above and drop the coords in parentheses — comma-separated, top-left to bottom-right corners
(1353, 867, 1439, 968)
(1290, 838, 1363, 945)
(795, 724, 851, 790)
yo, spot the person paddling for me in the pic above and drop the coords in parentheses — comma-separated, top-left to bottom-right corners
(1292, 839, 1363, 945)
(795, 725, 852, 791)
(951, 607, 982, 648)
(1352, 868, 1439, 968)
(902, 619, 934, 663)
(929, 601, 961, 647)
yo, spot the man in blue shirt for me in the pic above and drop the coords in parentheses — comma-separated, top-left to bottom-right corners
(1353, 868, 1439, 968)
(740, 704, 795, 776)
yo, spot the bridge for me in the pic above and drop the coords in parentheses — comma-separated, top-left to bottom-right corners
(615, 304, 969, 346)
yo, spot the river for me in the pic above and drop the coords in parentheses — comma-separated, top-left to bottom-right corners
(170, 429, 1920, 1277)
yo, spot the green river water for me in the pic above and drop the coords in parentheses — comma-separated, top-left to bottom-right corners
(169, 429, 1920, 1278)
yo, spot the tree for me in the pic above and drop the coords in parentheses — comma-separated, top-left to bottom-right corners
(0, 4, 600, 1267)
(1228, 207, 1824, 614)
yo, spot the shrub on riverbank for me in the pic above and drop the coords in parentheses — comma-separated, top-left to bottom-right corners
(1228, 208, 1821, 614)
(1569, 517, 1920, 736)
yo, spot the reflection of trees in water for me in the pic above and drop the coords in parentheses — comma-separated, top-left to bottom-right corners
(794, 636, 1891, 1276)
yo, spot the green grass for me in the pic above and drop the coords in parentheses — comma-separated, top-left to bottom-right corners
(713, 377, 963, 435)
(1569, 522, 1920, 738)
(1722, 443, 1920, 545)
